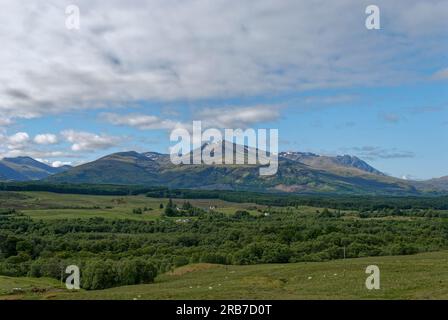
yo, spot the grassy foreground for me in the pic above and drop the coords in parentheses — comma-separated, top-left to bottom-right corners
(1, 251, 448, 300)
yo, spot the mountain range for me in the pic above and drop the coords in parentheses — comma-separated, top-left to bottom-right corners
(45, 146, 445, 195)
(1, 147, 447, 195)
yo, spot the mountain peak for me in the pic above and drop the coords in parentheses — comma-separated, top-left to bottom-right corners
(99, 151, 145, 160)
(333, 154, 384, 175)
(2, 156, 53, 171)
(3, 156, 39, 163)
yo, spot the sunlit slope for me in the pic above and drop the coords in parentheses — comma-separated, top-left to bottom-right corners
(2, 251, 448, 300)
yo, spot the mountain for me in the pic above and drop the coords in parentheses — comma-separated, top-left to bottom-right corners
(279, 152, 384, 176)
(0, 156, 71, 181)
(45, 151, 163, 185)
(411, 176, 448, 192)
(47, 148, 421, 195)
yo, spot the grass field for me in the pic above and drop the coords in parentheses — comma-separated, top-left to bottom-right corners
(0, 191, 252, 220)
(0, 191, 331, 221)
(1, 251, 448, 300)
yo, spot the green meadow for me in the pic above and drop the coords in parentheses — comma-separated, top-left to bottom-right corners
(1, 251, 448, 300)
(7, 191, 272, 221)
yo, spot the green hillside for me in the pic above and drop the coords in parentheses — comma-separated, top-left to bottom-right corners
(2, 251, 448, 300)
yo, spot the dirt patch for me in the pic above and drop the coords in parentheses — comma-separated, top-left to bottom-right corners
(0, 294, 25, 300)
(240, 276, 284, 289)
(168, 263, 221, 276)
(272, 184, 305, 193)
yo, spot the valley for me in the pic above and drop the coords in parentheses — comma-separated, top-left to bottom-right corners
(1, 189, 448, 299)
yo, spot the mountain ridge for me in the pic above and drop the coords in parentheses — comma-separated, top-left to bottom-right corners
(0, 156, 71, 181)
(2, 149, 446, 195)
(279, 152, 384, 176)
(44, 148, 423, 195)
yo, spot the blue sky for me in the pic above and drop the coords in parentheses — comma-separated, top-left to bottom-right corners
(0, 0, 447, 179)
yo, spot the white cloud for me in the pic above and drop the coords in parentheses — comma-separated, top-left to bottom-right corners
(1, 132, 30, 149)
(197, 105, 280, 128)
(34, 133, 58, 145)
(0, 0, 446, 122)
(103, 104, 279, 131)
(0, 118, 12, 126)
(102, 113, 183, 130)
(401, 174, 419, 180)
(33, 158, 72, 168)
(51, 160, 72, 168)
(61, 130, 121, 152)
(0, 131, 71, 159)
(8, 132, 29, 145)
(0, 129, 119, 160)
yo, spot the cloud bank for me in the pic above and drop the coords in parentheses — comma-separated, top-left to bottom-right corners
(0, 0, 446, 124)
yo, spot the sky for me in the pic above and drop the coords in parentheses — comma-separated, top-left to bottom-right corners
(0, 0, 447, 179)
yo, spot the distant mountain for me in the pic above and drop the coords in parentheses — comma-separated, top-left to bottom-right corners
(0, 156, 71, 181)
(4, 149, 444, 195)
(411, 176, 448, 192)
(47, 148, 421, 195)
(46, 151, 163, 185)
(279, 152, 384, 176)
